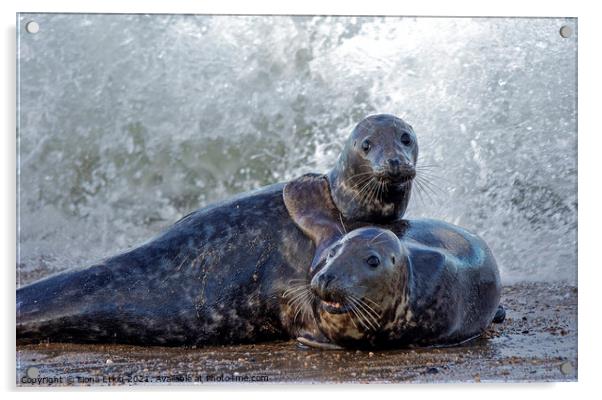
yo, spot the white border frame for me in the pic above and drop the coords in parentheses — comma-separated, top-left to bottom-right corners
(3, 1, 599, 398)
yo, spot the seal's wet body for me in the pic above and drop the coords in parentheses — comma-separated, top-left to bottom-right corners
(17, 183, 315, 345)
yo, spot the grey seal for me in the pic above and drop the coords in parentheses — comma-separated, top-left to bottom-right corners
(295, 226, 501, 349)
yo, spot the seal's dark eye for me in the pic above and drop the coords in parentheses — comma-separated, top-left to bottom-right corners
(361, 139, 371, 153)
(400, 133, 412, 146)
(366, 255, 380, 268)
(391, 256, 396, 264)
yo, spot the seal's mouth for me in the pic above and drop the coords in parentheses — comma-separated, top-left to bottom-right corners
(320, 299, 352, 314)
(375, 168, 416, 185)
(391, 174, 415, 185)
(376, 174, 415, 191)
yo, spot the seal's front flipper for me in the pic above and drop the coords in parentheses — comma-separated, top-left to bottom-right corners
(283, 173, 345, 272)
(492, 305, 506, 323)
(297, 336, 343, 350)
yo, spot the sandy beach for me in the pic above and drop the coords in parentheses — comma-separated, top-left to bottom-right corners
(15, 282, 577, 385)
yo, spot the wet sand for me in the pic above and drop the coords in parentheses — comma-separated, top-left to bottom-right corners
(16, 282, 577, 385)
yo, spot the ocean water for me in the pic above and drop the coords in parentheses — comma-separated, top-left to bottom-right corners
(17, 15, 577, 284)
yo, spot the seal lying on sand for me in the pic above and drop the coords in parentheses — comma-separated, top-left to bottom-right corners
(294, 226, 501, 349)
(17, 114, 420, 346)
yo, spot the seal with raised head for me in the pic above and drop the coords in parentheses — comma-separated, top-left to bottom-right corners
(328, 113, 417, 223)
(17, 114, 420, 346)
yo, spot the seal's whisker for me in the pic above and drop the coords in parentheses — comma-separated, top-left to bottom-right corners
(415, 175, 449, 192)
(283, 283, 308, 291)
(370, 178, 381, 205)
(375, 178, 386, 203)
(284, 280, 310, 287)
(416, 167, 440, 172)
(292, 291, 312, 323)
(365, 179, 379, 206)
(349, 178, 375, 196)
(356, 177, 375, 201)
(349, 294, 381, 325)
(374, 178, 383, 205)
(353, 296, 381, 320)
(348, 302, 372, 331)
(415, 180, 441, 204)
(301, 291, 315, 322)
(358, 306, 378, 330)
(348, 296, 379, 329)
(287, 278, 308, 283)
(349, 296, 380, 323)
(349, 291, 382, 310)
(286, 288, 311, 304)
(358, 181, 376, 205)
(302, 291, 315, 322)
(338, 213, 347, 234)
(290, 295, 312, 323)
(413, 178, 436, 205)
(344, 301, 359, 330)
(416, 179, 435, 205)
(350, 177, 372, 201)
(349, 174, 375, 190)
(285, 287, 312, 305)
(415, 174, 445, 195)
(347, 171, 376, 182)
(350, 173, 375, 185)
(415, 163, 440, 170)
(362, 296, 382, 309)
(370, 179, 379, 204)
(283, 288, 306, 300)
(416, 178, 444, 196)
(411, 180, 428, 205)
(353, 177, 376, 205)
(282, 284, 310, 298)
(283, 288, 309, 300)
(361, 180, 374, 206)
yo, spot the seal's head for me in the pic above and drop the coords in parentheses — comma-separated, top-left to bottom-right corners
(310, 227, 410, 347)
(328, 114, 418, 223)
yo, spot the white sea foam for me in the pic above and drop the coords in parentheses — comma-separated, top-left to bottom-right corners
(17, 15, 577, 284)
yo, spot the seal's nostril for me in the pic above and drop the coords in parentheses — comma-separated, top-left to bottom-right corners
(387, 158, 401, 169)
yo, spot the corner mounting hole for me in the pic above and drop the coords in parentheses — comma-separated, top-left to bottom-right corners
(559, 25, 572, 38)
(25, 21, 39, 34)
